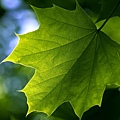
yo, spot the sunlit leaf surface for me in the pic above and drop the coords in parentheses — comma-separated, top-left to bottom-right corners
(4, 4, 120, 118)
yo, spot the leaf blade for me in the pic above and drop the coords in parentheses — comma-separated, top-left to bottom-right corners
(4, 4, 120, 119)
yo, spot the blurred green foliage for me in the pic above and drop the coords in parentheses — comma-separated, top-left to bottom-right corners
(0, 0, 35, 119)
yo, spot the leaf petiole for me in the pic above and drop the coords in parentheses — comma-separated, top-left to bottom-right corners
(97, 0, 120, 32)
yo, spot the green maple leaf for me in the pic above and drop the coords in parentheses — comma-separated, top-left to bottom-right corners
(3, 3, 120, 118)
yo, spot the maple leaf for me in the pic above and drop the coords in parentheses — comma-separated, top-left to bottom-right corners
(3, 3, 120, 118)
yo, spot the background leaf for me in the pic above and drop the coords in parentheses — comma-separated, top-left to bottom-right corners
(25, 0, 76, 10)
(97, 0, 120, 22)
(52, 102, 79, 120)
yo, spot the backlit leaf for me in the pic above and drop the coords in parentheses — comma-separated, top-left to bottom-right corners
(4, 4, 120, 118)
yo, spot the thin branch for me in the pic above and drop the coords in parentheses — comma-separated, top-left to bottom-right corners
(97, 1, 120, 32)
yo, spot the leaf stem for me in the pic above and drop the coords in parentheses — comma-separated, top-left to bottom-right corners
(97, 1, 120, 32)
